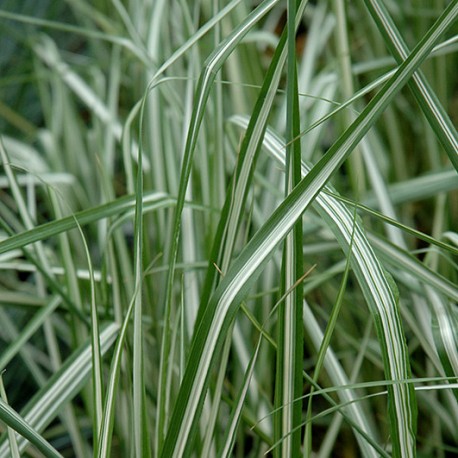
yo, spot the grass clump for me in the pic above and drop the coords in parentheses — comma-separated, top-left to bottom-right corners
(0, 0, 457, 456)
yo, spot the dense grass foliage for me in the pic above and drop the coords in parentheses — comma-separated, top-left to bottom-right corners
(0, 1, 457, 456)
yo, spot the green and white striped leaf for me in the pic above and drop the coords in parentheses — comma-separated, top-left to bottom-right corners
(0, 192, 173, 256)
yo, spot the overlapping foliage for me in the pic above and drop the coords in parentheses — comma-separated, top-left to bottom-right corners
(0, 0, 457, 456)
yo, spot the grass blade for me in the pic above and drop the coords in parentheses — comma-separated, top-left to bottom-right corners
(0, 373, 20, 458)
(274, 1, 304, 454)
(0, 398, 63, 458)
(363, 0, 458, 171)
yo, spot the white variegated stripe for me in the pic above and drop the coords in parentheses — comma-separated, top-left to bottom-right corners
(282, 231, 297, 456)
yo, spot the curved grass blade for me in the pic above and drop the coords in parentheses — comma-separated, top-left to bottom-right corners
(197, 4, 310, 452)
(363, 168, 458, 208)
(150, 0, 244, 83)
(76, 221, 104, 447)
(0, 192, 172, 256)
(234, 108, 456, 454)
(290, 35, 458, 150)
